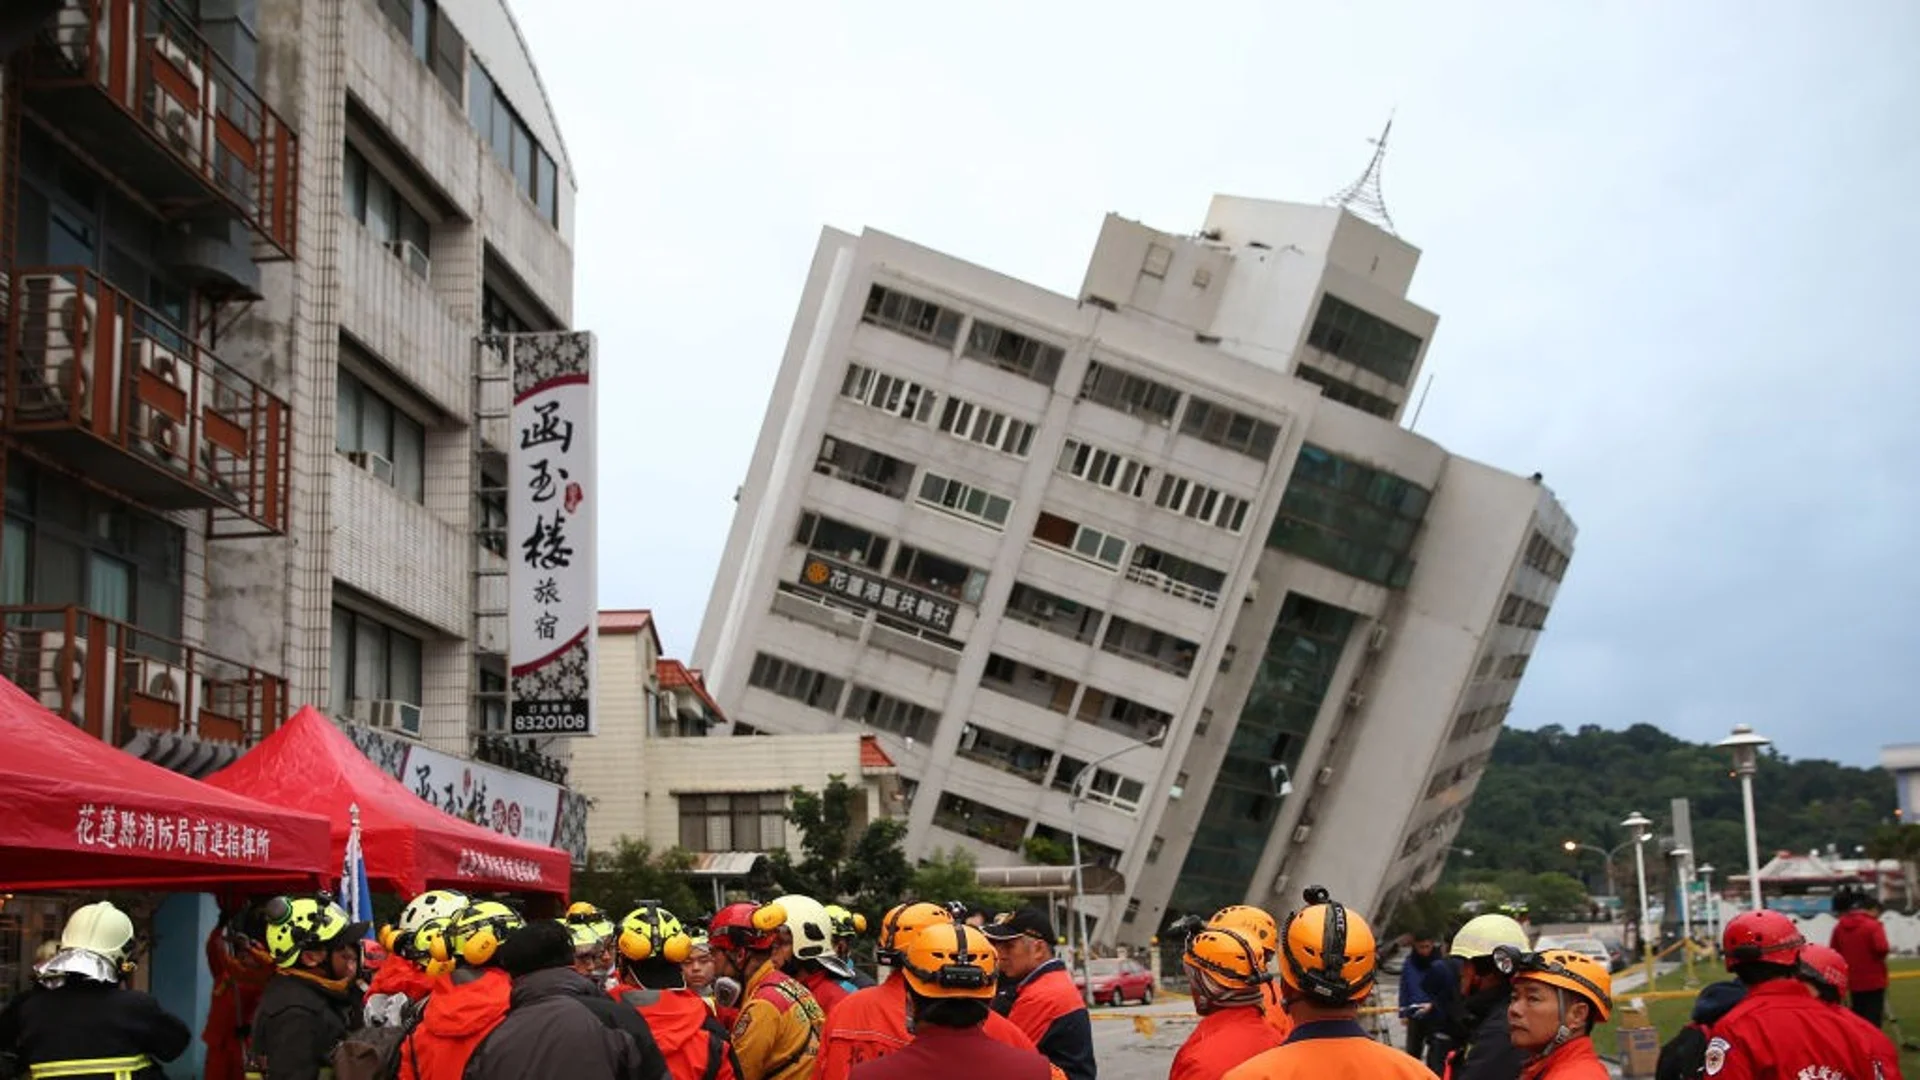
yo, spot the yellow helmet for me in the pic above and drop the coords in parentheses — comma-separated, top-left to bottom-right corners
(1505, 948, 1613, 1023)
(878, 902, 953, 959)
(618, 902, 692, 964)
(900, 921, 997, 1000)
(824, 904, 868, 939)
(563, 902, 616, 952)
(408, 916, 457, 977)
(1450, 914, 1528, 960)
(1210, 905, 1278, 959)
(1278, 886, 1376, 1004)
(446, 901, 524, 967)
(398, 890, 470, 934)
(263, 895, 365, 969)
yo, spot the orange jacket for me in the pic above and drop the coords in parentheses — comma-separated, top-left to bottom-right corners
(398, 968, 513, 1080)
(202, 928, 274, 1080)
(1259, 982, 1293, 1041)
(815, 973, 1062, 1080)
(1223, 1019, 1436, 1080)
(1172, 1007, 1287, 1080)
(1518, 1037, 1609, 1080)
(612, 983, 741, 1080)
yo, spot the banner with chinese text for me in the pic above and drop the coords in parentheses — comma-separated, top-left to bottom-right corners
(402, 742, 566, 850)
(508, 331, 597, 736)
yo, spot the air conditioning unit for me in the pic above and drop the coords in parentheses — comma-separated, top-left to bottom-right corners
(347, 449, 395, 484)
(1269, 872, 1290, 896)
(150, 39, 205, 163)
(1292, 824, 1313, 844)
(32, 631, 87, 712)
(357, 699, 422, 738)
(132, 340, 189, 466)
(126, 658, 192, 706)
(1316, 766, 1335, 787)
(17, 274, 96, 416)
(390, 240, 431, 281)
(1367, 624, 1389, 652)
(957, 724, 979, 751)
(1344, 690, 1366, 710)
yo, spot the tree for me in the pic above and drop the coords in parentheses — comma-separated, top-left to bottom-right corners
(574, 838, 703, 917)
(910, 847, 1016, 915)
(1023, 835, 1072, 866)
(1527, 871, 1590, 920)
(766, 776, 914, 922)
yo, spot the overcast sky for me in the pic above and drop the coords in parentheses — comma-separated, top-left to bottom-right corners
(514, 1, 1917, 768)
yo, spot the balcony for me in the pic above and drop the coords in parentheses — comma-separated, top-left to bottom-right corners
(23, 0, 298, 259)
(0, 605, 286, 776)
(4, 267, 291, 536)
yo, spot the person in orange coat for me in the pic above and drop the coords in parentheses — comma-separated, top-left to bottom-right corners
(816, 902, 1060, 1080)
(608, 902, 742, 1080)
(1170, 922, 1286, 1080)
(848, 921, 1053, 1080)
(203, 902, 275, 1080)
(1209, 905, 1291, 1041)
(1503, 947, 1612, 1080)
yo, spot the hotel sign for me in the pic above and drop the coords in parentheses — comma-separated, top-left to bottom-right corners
(801, 554, 957, 633)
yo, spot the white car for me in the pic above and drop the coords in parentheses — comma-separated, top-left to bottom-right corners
(1533, 934, 1613, 971)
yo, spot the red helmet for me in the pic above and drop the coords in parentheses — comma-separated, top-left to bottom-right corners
(1721, 910, 1804, 970)
(1798, 943, 1848, 996)
(708, 902, 780, 952)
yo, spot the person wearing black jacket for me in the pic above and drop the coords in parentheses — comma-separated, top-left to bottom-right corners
(482, 918, 671, 1080)
(251, 895, 370, 1080)
(1440, 915, 1529, 1080)
(1653, 981, 1745, 1080)
(0, 902, 190, 1080)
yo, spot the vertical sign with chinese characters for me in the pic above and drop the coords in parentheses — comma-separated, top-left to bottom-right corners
(508, 331, 597, 736)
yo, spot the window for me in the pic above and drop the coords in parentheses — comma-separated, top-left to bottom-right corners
(1031, 512, 1126, 569)
(678, 792, 786, 851)
(1179, 396, 1280, 460)
(1154, 473, 1252, 533)
(535, 150, 557, 226)
(816, 437, 914, 500)
(1524, 531, 1571, 582)
(1003, 582, 1101, 644)
(1126, 545, 1225, 607)
(482, 284, 549, 337)
(1305, 294, 1424, 386)
(1496, 653, 1531, 680)
(1101, 615, 1198, 677)
(861, 284, 962, 348)
(931, 792, 1026, 850)
(1498, 593, 1550, 631)
(466, 59, 561, 227)
(376, 0, 463, 95)
(1, 459, 183, 639)
(980, 653, 1078, 715)
(1142, 243, 1172, 279)
(891, 544, 987, 604)
(342, 143, 430, 273)
(477, 467, 507, 557)
(917, 472, 1011, 529)
(957, 723, 1052, 781)
(964, 320, 1065, 386)
(407, 0, 432, 61)
(1078, 360, 1179, 423)
(1269, 444, 1429, 588)
(1056, 440, 1151, 498)
(746, 653, 844, 712)
(843, 685, 938, 742)
(1075, 688, 1171, 742)
(936, 396, 1035, 457)
(477, 664, 506, 733)
(1294, 364, 1397, 420)
(335, 366, 426, 503)
(1053, 758, 1147, 812)
(840, 363, 938, 423)
(329, 604, 423, 714)
(793, 511, 889, 569)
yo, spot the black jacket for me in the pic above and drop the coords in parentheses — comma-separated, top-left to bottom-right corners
(1449, 982, 1524, 1080)
(0, 980, 190, 1080)
(251, 973, 361, 1080)
(465, 968, 666, 1080)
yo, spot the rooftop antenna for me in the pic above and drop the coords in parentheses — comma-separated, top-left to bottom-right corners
(1326, 115, 1398, 235)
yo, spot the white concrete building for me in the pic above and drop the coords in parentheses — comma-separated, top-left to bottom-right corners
(695, 195, 1576, 942)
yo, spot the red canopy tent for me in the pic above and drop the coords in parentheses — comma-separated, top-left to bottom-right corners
(0, 675, 333, 892)
(204, 707, 571, 900)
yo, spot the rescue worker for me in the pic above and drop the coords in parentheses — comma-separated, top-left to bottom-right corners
(681, 933, 718, 1001)
(849, 921, 1053, 1080)
(1500, 947, 1611, 1080)
(1705, 909, 1877, 1080)
(397, 900, 524, 1080)
(366, 889, 468, 1027)
(609, 902, 742, 1080)
(1829, 891, 1891, 1029)
(1221, 886, 1433, 1080)
(983, 908, 1096, 1080)
(565, 902, 619, 988)
(1210, 904, 1291, 1039)
(1797, 945, 1902, 1080)
(1445, 913, 1532, 1080)
(204, 901, 275, 1080)
(0, 901, 191, 1080)
(823, 905, 876, 990)
(1169, 922, 1285, 1080)
(482, 919, 668, 1080)
(707, 900, 825, 1080)
(764, 895, 861, 1015)
(816, 902, 1056, 1080)
(251, 894, 371, 1080)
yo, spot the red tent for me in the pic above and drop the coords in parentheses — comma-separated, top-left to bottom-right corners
(205, 707, 571, 899)
(0, 675, 333, 892)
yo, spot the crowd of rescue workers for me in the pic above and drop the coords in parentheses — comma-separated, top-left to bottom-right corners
(0, 882, 1903, 1080)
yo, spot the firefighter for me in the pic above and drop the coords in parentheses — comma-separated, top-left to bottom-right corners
(707, 901, 824, 1080)
(1210, 904, 1291, 1039)
(983, 908, 1095, 1080)
(397, 901, 524, 1080)
(1705, 909, 1878, 1080)
(204, 901, 276, 1080)
(565, 902, 619, 988)
(848, 921, 1052, 1080)
(251, 894, 371, 1080)
(0, 901, 191, 1080)
(764, 895, 861, 1016)
(1797, 944, 1901, 1080)
(1500, 947, 1611, 1080)
(823, 905, 876, 990)
(1170, 922, 1286, 1080)
(366, 889, 469, 1027)
(1446, 913, 1532, 1080)
(609, 902, 742, 1080)
(1222, 886, 1432, 1080)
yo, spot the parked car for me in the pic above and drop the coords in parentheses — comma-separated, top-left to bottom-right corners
(1534, 934, 1615, 973)
(1073, 958, 1155, 1006)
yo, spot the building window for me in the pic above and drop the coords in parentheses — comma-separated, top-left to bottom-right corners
(958, 723, 1053, 782)
(1002, 582, 1101, 645)
(1100, 615, 1198, 677)
(482, 285, 538, 337)
(1142, 243, 1173, 279)
(840, 363, 939, 423)
(335, 366, 426, 503)
(1075, 687, 1171, 743)
(935, 396, 1035, 457)
(1, 459, 183, 639)
(1126, 545, 1226, 607)
(1179, 395, 1280, 460)
(1031, 512, 1126, 570)
(1052, 756, 1147, 812)
(980, 653, 1078, 715)
(931, 792, 1026, 850)
(476, 663, 506, 733)
(1305, 294, 1424, 386)
(477, 466, 507, 557)
(1496, 653, 1531, 680)
(1153, 473, 1251, 533)
(1268, 444, 1428, 588)
(329, 604, 424, 715)
(1056, 439, 1152, 498)
(843, 685, 938, 742)
(816, 437, 914, 500)
(342, 143, 430, 273)
(891, 544, 987, 604)
(794, 511, 890, 569)
(1078, 360, 1180, 424)
(466, 59, 561, 227)
(1498, 593, 1550, 631)
(1524, 531, 1571, 582)
(861, 284, 962, 349)
(917, 472, 1011, 529)
(963, 319, 1065, 386)
(746, 653, 844, 712)
(678, 792, 786, 851)
(1294, 364, 1397, 420)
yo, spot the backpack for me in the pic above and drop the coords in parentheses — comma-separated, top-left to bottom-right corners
(1655, 1022, 1710, 1080)
(330, 998, 426, 1080)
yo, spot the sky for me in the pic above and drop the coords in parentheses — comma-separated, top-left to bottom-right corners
(512, 1, 1919, 768)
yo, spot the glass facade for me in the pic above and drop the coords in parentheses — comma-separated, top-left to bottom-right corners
(1169, 593, 1356, 919)
(1304, 294, 1423, 386)
(1268, 444, 1428, 588)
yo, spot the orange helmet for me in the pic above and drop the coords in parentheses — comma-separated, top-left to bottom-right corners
(878, 902, 953, 960)
(1506, 948, 1612, 1023)
(1209, 905, 1278, 959)
(899, 921, 997, 1000)
(1278, 887, 1376, 1004)
(1184, 924, 1269, 1010)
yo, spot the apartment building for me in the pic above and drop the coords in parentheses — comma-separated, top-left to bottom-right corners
(695, 194, 1576, 942)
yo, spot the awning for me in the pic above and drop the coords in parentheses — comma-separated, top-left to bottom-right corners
(976, 864, 1127, 896)
(684, 852, 770, 879)
(205, 707, 571, 899)
(0, 675, 333, 892)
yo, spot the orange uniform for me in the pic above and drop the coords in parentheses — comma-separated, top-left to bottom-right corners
(201, 927, 274, 1080)
(1259, 982, 1293, 1040)
(612, 983, 741, 1080)
(816, 973, 1064, 1080)
(1172, 1007, 1287, 1080)
(1224, 1018, 1434, 1080)
(1518, 1037, 1609, 1080)
(398, 968, 513, 1080)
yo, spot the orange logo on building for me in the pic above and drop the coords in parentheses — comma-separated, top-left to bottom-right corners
(803, 559, 829, 585)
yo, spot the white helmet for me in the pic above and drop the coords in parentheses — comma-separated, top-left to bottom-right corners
(61, 902, 135, 963)
(1450, 914, 1528, 960)
(399, 889, 470, 934)
(763, 895, 837, 963)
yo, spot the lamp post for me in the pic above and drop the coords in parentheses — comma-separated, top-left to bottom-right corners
(1670, 846, 1695, 987)
(1716, 725, 1773, 912)
(1067, 730, 1165, 1007)
(1562, 839, 1633, 899)
(1622, 811, 1655, 986)
(1698, 862, 1718, 950)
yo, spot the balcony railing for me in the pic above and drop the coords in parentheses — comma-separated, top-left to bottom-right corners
(4, 267, 291, 535)
(1123, 563, 1221, 609)
(0, 605, 286, 757)
(26, 0, 299, 258)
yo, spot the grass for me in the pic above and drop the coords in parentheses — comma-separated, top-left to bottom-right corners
(1592, 958, 1920, 1076)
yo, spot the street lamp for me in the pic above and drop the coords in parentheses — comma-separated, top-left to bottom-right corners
(1670, 846, 1695, 987)
(1716, 724, 1773, 912)
(1698, 863, 1718, 949)
(1622, 811, 1655, 985)
(1067, 730, 1165, 1007)
(1562, 839, 1632, 898)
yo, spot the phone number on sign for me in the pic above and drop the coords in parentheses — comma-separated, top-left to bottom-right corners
(511, 709, 589, 734)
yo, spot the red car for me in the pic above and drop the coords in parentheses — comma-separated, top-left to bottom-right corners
(1073, 958, 1155, 1006)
